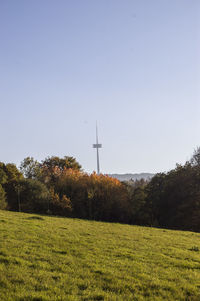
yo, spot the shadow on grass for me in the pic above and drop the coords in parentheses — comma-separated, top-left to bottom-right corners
(26, 216, 44, 221)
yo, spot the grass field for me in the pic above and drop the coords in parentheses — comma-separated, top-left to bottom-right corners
(0, 210, 200, 300)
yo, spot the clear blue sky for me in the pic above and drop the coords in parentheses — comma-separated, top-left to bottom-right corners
(0, 0, 199, 174)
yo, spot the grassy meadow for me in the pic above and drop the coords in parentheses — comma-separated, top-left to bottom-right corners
(0, 210, 200, 300)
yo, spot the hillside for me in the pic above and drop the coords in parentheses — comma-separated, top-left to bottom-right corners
(108, 173, 154, 182)
(0, 210, 200, 300)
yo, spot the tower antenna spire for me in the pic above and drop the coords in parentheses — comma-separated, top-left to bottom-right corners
(93, 122, 102, 174)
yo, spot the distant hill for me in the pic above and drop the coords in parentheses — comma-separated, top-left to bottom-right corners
(108, 173, 155, 182)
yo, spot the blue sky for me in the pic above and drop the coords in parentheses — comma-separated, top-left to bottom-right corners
(0, 0, 199, 174)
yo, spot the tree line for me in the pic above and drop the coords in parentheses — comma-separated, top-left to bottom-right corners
(1, 148, 200, 232)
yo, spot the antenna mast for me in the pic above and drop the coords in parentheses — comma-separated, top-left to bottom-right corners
(93, 123, 102, 174)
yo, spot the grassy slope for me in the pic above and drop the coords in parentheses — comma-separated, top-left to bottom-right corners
(0, 210, 200, 301)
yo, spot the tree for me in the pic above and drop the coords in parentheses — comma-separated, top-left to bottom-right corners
(145, 173, 167, 226)
(0, 163, 8, 185)
(18, 179, 50, 213)
(20, 157, 40, 179)
(41, 156, 81, 172)
(1, 163, 23, 211)
(190, 147, 200, 167)
(4, 163, 23, 182)
(145, 162, 200, 231)
(129, 184, 150, 226)
(54, 170, 131, 222)
(0, 184, 6, 209)
(39, 156, 82, 186)
(49, 189, 72, 216)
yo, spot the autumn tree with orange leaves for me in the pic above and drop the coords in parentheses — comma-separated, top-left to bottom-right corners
(52, 169, 131, 222)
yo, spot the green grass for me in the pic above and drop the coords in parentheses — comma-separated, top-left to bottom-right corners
(0, 210, 200, 300)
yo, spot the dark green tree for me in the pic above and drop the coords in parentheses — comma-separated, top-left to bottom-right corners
(0, 184, 6, 209)
(18, 179, 50, 213)
(0, 163, 23, 211)
(20, 157, 40, 179)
